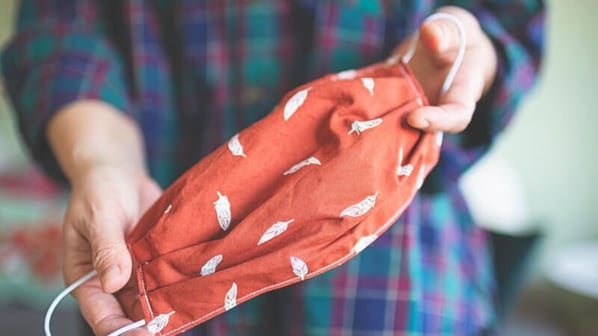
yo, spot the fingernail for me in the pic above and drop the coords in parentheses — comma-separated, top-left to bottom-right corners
(418, 119, 430, 129)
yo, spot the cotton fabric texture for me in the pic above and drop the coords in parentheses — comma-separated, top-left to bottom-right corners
(125, 61, 438, 335)
(2, 1, 545, 334)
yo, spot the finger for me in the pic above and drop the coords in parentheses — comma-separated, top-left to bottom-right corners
(419, 17, 463, 63)
(87, 212, 133, 294)
(408, 94, 475, 134)
(63, 218, 95, 284)
(73, 279, 151, 336)
(408, 63, 482, 133)
(408, 103, 473, 133)
(137, 178, 163, 216)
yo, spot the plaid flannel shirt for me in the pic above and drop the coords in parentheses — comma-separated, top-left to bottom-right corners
(2, 0, 544, 334)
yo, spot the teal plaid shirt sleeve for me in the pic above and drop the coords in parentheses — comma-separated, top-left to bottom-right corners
(1, 0, 132, 181)
(470, 0, 544, 136)
(425, 0, 545, 188)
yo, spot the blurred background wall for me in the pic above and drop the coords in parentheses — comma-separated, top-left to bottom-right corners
(0, 0, 24, 170)
(0, 0, 596, 335)
(493, 0, 598, 267)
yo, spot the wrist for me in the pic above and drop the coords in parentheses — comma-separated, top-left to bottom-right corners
(47, 99, 147, 184)
(70, 163, 149, 192)
(67, 141, 146, 184)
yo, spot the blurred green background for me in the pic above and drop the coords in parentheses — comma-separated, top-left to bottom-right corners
(492, 0, 598, 262)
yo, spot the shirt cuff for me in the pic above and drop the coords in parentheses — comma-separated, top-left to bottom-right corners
(2, 28, 132, 183)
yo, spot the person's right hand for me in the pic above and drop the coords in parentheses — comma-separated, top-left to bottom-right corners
(47, 100, 161, 335)
(63, 166, 161, 335)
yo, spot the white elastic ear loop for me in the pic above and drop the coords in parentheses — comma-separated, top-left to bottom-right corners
(401, 12, 467, 98)
(44, 270, 147, 336)
(44, 270, 98, 335)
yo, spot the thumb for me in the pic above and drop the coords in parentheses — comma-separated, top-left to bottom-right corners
(419, 15, 464, 63)
(89, 217, 133, 294)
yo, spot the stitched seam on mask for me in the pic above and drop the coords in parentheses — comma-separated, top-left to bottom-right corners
(165, 190, 420, 336)
(139, 265, 156, 321)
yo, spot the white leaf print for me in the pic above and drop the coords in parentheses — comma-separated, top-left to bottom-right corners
(352, 235, 378, 254)
(227, 133, 247, 158)
(147, 311, 175, 334)
(283, 156, 321, 175)
(435, 131, 444, 147)
(397, 164, 414, 177)
(361, 78, 375, 95)
(200, 254, 223, 276)
(416, 164, 426, 189)
(348, 118, 383, 135)
(290, 256, 308, 281)
(224, 283, 237, 311)
(214, 191, 231, 231)
(257, 219, 294, 246)
(340, 192, 379, 218)
(335, 69, 357, 80)
(284, 88, 311, 120)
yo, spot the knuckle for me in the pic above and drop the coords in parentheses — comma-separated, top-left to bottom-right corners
(92, 241, 124, 270)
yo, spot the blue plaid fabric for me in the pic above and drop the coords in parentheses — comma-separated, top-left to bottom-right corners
(2, 0, 544, 334)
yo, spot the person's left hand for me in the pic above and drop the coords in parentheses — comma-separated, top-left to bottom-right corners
(393, 6, 498, 133)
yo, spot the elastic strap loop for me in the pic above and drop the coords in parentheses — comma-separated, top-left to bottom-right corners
(44, 270, 98, 336)
(401, 12, 467, 98)
(44, 270, 146, 336)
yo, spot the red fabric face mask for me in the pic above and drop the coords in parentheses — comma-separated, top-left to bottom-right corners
(44, 13, 465, 336)
(121, 60, 438, 336)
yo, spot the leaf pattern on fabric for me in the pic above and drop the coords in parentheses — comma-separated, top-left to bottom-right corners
(435, 131, 444, 147)
(361, 78, 375, 95)
(200, 254, 223, 276)
(398, 147, 404, 166)
(348, 118, 383, 135)
(397, 164, 414, 177)
(283, 88, 311, 120)
(290, 256, 308, 281)
(257, 219, 294, 246)
(227, 133, 247, 158)
(335, 69, 357, 80)
(340, 192, 379, 218)
(214, 191, 231, 231)
(147, 311, 175, 334)
(283, 156, 321, 175)
(352, 234, 378, 254)
(224, 283, 237, 311)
